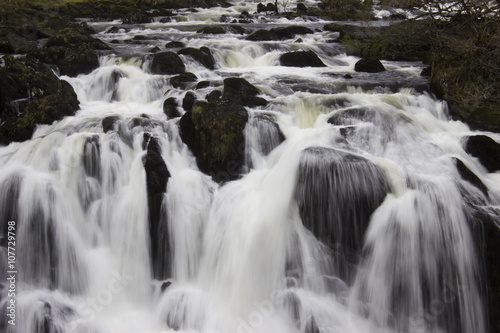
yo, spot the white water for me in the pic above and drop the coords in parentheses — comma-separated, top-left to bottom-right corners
(1, 2, 500, 333)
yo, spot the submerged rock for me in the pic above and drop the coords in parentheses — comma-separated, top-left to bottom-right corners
(279, 50, 326, 68)
(0, 55, 79, 144)
(295, 147, 390, 281)
(37, 24, 111, 76)
(354, 58, 386, 73)
(179, 100, 249, 182)
(151, 51, 186, 74)
(465, 135, 500, 173)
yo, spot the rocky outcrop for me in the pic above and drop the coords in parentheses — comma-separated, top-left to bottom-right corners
(179, 100, 249, 182)
(165, 41, 185, 49)
(151, 52, 186, 74)
(222, 78, 267, 107)
(0, 56, 80, 144)
(206, 90, 222, 103)
(37, 24, 111, 77)
(178, 47, 216, 70)
(279, 50, 326, 68)
(354, 58, 386, 73)
(454, 158, 488, 196)
(465, 135, 500, 173)
(163, 97, 182, 119)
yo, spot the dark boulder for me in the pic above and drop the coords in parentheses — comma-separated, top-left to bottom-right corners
(170, 72, 197, 89)
(38, 25, 111, 76)
(272, 26, 313, 40)
(165, 41, 185, 49)
(280, 50, 326, 68)
(267, 3, 277, 12)
(222, 77, 267, 107)
(0, 39, 15, 54)
(122, 10, 152, 24)
(246, 26, 313, 41)
(163, 97, 182, 119)
(454, 158, 488, 196)
(151, 52, 186, 74)
(178, 47, 216, 70)
(465, 135, 500, 173)
(197, 25, 226, 34)
(182, 91, 197, 112)
(206, 90, 222, 103)
(240, 11, 251, 18)
(143, 134, 171, 280)
(179, 100, 249, 182)
(196, 81, 210, 89)
(295, 147, 390, 282)
(257, 3, 267, 12)
(297, 3, 308, 13)
(354, 58, 386, 73)
(246, 29, 278, 41)
(0, 56, 79, 144)
(102, 116, 120, 133)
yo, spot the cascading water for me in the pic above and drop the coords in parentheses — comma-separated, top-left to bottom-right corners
(1, 1, 500, 333)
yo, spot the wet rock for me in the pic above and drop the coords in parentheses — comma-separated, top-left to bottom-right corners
(240, 11, 251, 18)
(295, 147, 390, 281)
(273, 26, 313, 39)
(222, 77, 267, 107)
(182, 91, 197, 112)
(246, 29, 278, 41)
(257, 3, 267, 12)
(178, 47, 216, 70)
(420, 66, 431, 77)
(143, 134, 171, 280)
(151, 51, 186, 74)
(206, 90, 222, 103)
(196, 81, 210, 89)
(102, 116, 120, 133)
(0, 39, 15, 54)
(161, 281, 172, 293)
(170, 72, 197, 89)
(280, 50, 326, 68)
(149, 46, 160, 53)
(160, 17, 172, 23)
(267, 2, 277, 12)
(297, 3, 308, 13)
(454, 158, 488, 196)
(179, 100, 249, 182)
(465, 135, 500, 173)
(197, 25, 226, 34)
(38, 25, 111, 76)
(106, 26, 128, 34)
(165, 41, 185, 49)
(246, 25, 313, 41)
(122, 10, 152, 24)
(354, 58, 386, 73)
(0, 55, 79, 144)
(163, 97, 181, 119)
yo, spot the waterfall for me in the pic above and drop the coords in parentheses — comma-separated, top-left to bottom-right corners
(1, 2, 499, 333)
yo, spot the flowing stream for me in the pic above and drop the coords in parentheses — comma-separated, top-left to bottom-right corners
(1, 1, 500, 333)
